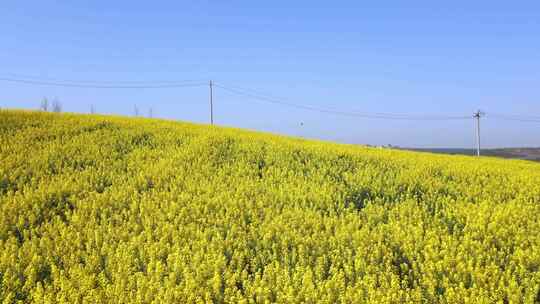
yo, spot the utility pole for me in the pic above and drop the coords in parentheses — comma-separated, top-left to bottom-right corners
(473, 110, 485, 156)
(209, 80, 214, 125)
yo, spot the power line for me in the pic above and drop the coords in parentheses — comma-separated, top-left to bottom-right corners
(0, 77, 207, 89)
(488, 115, 540, 123)
(214, 82, 471, 121)
(3, 75, 540, 123)
(1, 73, 206, 85)
(215, 83, 540, 123)
(488, 112, 540, 120)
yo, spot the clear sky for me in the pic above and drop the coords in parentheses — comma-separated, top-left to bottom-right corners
(2, 1, 540, 148)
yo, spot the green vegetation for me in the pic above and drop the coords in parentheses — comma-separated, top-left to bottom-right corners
(1, 110, 540, 303)
(404, 148, 540, 162)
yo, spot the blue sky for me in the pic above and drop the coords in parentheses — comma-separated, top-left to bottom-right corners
(1, 1, 539, 148)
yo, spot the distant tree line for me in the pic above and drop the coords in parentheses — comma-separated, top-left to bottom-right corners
(39, 99, 156, 118)
(40, 97, 62, 113)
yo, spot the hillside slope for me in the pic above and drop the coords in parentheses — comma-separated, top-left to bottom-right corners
(1, 110, 540, 303)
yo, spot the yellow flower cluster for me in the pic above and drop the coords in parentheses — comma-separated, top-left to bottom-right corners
(1, 110, 539, 303)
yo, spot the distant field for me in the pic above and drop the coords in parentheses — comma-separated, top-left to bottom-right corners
(404, 147, 540, 162)
(1, 110, 540, 303)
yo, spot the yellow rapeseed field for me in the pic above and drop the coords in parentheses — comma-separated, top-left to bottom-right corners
(1, 110, 539, 303)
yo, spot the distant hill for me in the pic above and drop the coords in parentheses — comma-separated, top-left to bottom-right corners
(403, 147, 540, 162)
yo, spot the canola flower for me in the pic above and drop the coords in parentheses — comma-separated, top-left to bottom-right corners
(0, 110, 539, 303)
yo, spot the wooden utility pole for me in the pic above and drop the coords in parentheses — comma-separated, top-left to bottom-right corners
(209, 80, 214, 125)
(473, 110, 484, 156)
